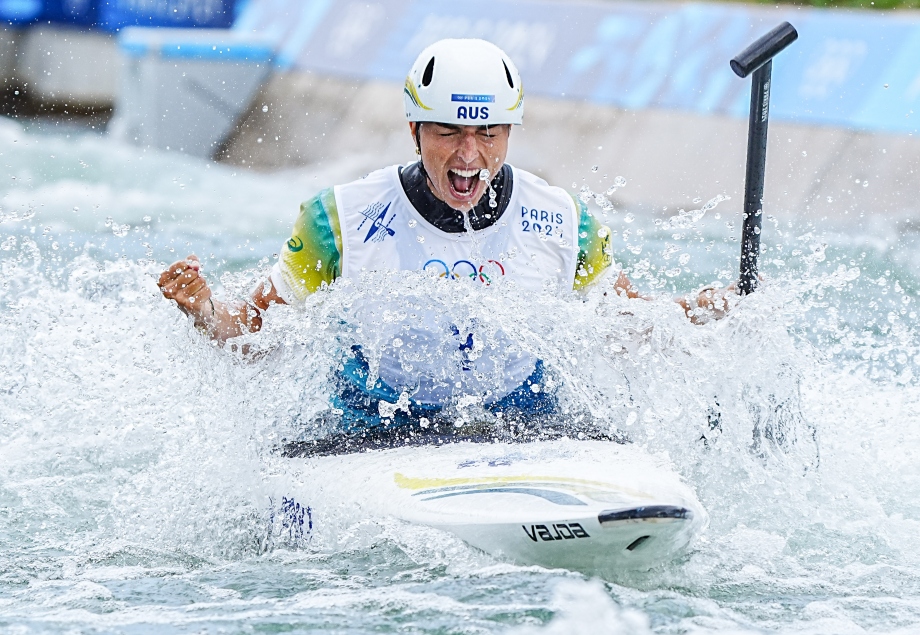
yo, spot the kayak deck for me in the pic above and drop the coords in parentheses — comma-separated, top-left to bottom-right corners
(280, 420, 627, 458)
(269, 439, 706, 574)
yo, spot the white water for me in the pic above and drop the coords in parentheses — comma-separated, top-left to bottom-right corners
(2, 116, 920, 633)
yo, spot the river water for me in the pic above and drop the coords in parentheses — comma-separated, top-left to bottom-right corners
(1, 116, 919, 634)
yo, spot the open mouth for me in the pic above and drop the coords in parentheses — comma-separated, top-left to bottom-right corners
(447, 168, 482, 199)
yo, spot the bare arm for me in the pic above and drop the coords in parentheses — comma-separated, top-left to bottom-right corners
(677, 283, 737, 324)
(611, 270, 645, 300)
(157, 254, 286, 343)
(611, 269, 735, 324)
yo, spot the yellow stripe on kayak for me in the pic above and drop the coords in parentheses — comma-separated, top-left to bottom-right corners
(393, 473, 653, 500)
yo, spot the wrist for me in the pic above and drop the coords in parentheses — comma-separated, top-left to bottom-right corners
(193, 297, 217, 330)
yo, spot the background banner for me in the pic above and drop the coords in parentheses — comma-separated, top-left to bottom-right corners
(235, 0, 920, 135)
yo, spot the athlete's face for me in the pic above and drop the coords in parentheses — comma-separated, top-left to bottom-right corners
(410, 122, 510, 211)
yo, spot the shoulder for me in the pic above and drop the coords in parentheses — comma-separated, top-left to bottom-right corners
(299, 187, 337, 217)
(273, 186, 344, 303)
(510, 165, 559, 193)
(511, 165, 573, 204)
(336, 165, 401, 195)
(295, 187, 341, 241)
(574, 197, 615, 290)
(289, 186, 343, 259)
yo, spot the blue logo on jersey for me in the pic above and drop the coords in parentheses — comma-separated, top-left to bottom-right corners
(451, 94, 495, 103)
(520, 206, 564, 237)
(357, 201, 396, 244)
(457, 106, 489, 120)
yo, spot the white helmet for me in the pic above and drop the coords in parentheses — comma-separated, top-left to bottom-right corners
(404, 39, 524, 126)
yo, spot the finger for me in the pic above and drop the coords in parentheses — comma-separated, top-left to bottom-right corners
(178, 268, 201, 286)
(164, 277, 204, 308)
(160, 277, 184, 299)
(184, 279, 209, 307)
(158, 264, 185, 288)
(184, 254, 201, 272)
(161, 271, 199, 298)
(159, 259, 193, 287)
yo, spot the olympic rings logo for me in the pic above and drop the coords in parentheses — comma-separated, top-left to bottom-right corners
(423, 259, 506, 284)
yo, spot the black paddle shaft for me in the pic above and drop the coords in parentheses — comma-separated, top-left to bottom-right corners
(731, 22, 798, 295)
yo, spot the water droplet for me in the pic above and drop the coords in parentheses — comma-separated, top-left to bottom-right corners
(678, 253, 691, 266)
(863, 181, 869, 188)
(143, 215, 151, 222)
(693, 197, 701, 204)
(479, 169, 490, 181)
(262, 105, 269, 112)
(802, 151, 807, 157)
(407, 219, 417, 228)
(827, 196, 834, 203)
(591, 165, 599, 173)
(416, 235, 425, 243)
(624, 213, 635, 223)
(257, 138, 263, 144)
(884, 83, 889, 89)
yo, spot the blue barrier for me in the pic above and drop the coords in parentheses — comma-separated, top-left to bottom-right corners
(234, 0, 920, 135)
(118, 27, 274, 63)
(99, 0, 236, 30)
(0, 0, 42, 23)
(40, 0, 96, 25)
(1, 0, 238, 27)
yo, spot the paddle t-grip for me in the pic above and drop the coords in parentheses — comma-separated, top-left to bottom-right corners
(730, 22, 798, 79)
(731, 22, 798, 296)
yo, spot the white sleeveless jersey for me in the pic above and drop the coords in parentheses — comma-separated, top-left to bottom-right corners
(337, 164, 578, 289)
(334, 164, 580, 406)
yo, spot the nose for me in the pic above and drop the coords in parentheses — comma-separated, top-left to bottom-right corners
(456, 131, 479, 164)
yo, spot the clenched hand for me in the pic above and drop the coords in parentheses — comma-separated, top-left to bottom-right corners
(158, 254, 213, 321)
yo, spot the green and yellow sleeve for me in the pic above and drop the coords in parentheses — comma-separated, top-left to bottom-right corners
(573, 195, 614, 290)
(272, 188, 343, 303)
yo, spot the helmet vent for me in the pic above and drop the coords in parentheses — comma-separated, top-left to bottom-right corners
(503, 60, 514, 88)
(422, 57, 435, 87)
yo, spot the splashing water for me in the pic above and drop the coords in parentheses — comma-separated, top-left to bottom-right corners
(2, 117, 920, 633)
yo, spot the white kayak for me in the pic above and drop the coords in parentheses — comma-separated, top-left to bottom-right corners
(268, 439, 707, 574)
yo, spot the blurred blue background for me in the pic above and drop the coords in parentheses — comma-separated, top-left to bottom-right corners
(0, 0, 241, 28)
(2, 0, 920, 134)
